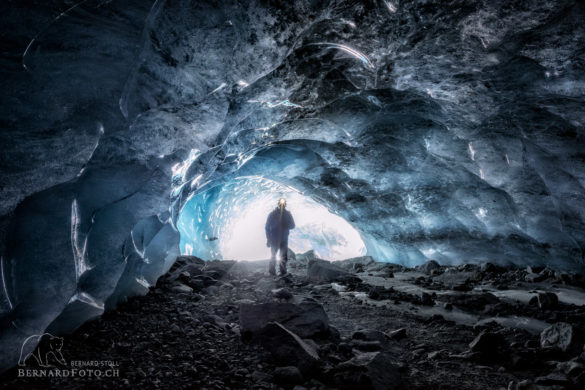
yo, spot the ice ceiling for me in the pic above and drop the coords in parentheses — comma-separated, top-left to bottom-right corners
(1, 0, 585, 371)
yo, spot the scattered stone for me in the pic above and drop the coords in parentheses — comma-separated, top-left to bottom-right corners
(534, 372, 571, 387)
(271, 288, 293, 301)
(336, 256, 376, 273)
(540, 322, 574, 352)
(352, 329, 390, 344)
(388, 328, 407, 340)
(469, 332, 508, 358)
(258, 322, 321, 376)
(536, 292, 559, 310)
(420, 292, 434, 306)
(276, 274, 294, 287)
(350, 340, 382, 352)
(175, 255, 206, 266)
(480, 262, 498, 273)
(331, 351, 402, 390)
(527, 266, 545, 275)
(293, 250, 317, 266)
(307, 260, 361, 284)
(239, 300, 329, 338)
(171, 283, 193, 293)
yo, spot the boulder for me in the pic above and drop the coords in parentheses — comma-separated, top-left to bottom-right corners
(540, 322, 574, 352)
(308, 260, 361, 283)
(258, 322, 321, 376)
(537, 292, 558, 309)
(239, 300, 329, 338)
(331, 351, 402, 390)
(417, 260, 441, 275)
(469, 332, 508, 358)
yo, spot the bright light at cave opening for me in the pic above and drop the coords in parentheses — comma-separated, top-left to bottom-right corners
(177, 176, 366, 261)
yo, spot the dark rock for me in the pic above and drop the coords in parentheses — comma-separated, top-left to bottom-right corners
(540, 322, 574, 352)
(452, 283, 472, 292)
(328, 325, 341, 343)
(331, 351, 402, 390)
(352, 329, 390, 344)
(194, 274, 218, 287)
(525, 273, 547, 283)
(480, 262, 499, 273)
(307, 259, 361, 283)
(388, 328, 407, 340)
(276, 274, 294, 287)
(527, 266, 546, 274)
(203, 260, 236, 278)
(171, 283, 193, 293)
(175, 255, 206, 266)
(418, 260, 441, 275)
(536, 292, 559, 310)
(258, 322, 321, 376)
(557, 361, 585, 377)
(420, 292, 434, 306)
(271, 288, 293, 301)
(293, 250, 317, 266)
(534, 373, 571, 387)
(350, 340, 382, 352)
(444, 292, 499, 311)
(273, 366, 303, 387)
(239, 300, 329, 338)
(336, 256, 376, 273)
(469, 332, 508, 358)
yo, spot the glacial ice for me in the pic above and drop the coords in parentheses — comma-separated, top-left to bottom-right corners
(1, 0, 585, 372)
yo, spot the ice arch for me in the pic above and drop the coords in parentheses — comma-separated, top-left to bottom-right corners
(177, 176, 366, 261)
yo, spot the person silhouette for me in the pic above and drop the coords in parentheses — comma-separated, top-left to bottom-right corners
(265, 198, 295, 276)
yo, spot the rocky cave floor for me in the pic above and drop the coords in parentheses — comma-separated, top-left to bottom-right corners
(2, 255, 585, 390)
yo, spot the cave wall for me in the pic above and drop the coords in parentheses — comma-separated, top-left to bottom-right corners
(1, 0, 585, 372)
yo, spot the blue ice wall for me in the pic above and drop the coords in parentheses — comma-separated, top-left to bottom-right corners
(1, 0, 585, 373)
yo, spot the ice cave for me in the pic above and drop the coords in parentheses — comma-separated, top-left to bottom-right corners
(1, 0, 585, 386)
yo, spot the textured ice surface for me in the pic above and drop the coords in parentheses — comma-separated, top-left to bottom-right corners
(1, 0, 585, 372)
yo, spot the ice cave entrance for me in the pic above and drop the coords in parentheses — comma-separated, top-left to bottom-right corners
(177, 176, 366, 261)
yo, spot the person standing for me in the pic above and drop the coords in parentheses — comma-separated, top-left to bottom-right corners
(265, 198, 295, 276)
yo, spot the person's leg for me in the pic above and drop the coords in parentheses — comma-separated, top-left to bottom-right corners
(269, 246, 277, 275)
(279, 240, 288, 275)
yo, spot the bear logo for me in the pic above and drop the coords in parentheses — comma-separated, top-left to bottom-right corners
(18, 333, 66, 367)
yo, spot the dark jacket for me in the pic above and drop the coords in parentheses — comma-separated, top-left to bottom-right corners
(265, 208, 295, 247)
